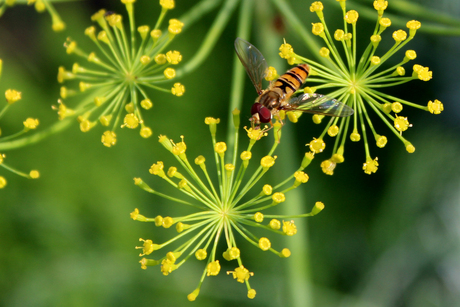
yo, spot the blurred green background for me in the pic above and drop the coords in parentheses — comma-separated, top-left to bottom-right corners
(1, 0, 459, 306)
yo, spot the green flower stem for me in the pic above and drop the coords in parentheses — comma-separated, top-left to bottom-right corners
(0, 129, 27, 142)
(274, 173, 297, 191)
(367, 79, 414, 87)
(153, 7, 168, 30)
(113, 26, 130, 65)
(126, 6, 136, 61)
(303, 55, 349, 81)
(279, 125, 313, 307)
(202, 223, 220, 251)
(210, 222, 224, 261)
(352, 23, 357, 77)
(237, 218, 278, 232)
(175, 0, 240, 78)
(227, 165, 248, 205)
(358, 95, 379, 139)
(177, 212, 217, 223)
(160, 221, 214, 249)
(138, 82, 171, 93)
(0, 117, 73, 151)
(372, 90, 428, 111)
(357, 97, 370, 158)
(337, 109, 351, 151)
(357, 42, 376, 74)
(229, 220, 259, 249)
(265, 213, 314, 219)
(199, 163, 221, 202)
(41, 0, 62, 16)
(0, 104, 10, 119)
(360, 90, 408, 144)
(226, 0, 253, 151)
(320, 20, 349, 74)
(0, 163, 30, 177)
(177, 223, 218, 262)
(138, 179, 202, 208)
(181, 178, 219, 210)
(236, 195, 272, 211)
(231, 169, 269, 207)
(171, 156, 221, 208)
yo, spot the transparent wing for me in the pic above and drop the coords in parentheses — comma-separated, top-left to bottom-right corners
(284, 93, 354, 117)
(234, 37, 269, 95)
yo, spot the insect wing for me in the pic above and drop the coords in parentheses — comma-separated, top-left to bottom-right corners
(234, 37, 268, 95)
(286, 93, 354, 117)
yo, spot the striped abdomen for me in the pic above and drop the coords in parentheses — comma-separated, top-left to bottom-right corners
(273, 64, 310, 98)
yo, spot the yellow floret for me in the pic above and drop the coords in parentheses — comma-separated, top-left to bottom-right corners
(363, 157, 379, 174)
(308, 138, 326, 153)
(23, 118, 39, 130)
(123, 113, 139, 129)
(321, 159, 336, 175)
(282, 220, 297, 236)
(427, 99, 443, 114)
(166, 50, 182, 64)
(164, 68, 176, 79)
(195, 249, 207, 260)
(171, 83, 185, 96)
(168, 19, 184, 34)
(227, 266, 254, 283)
(160, 0, 175, 10)
(279, 42, 294, 59)
(214, 142, 227, 154)
(258, 237, 271, 251)
(345, 10, 359, 24)
(101, 131, 117, 147)
(394, 116, 411, 132)
(393, 30, 407, 42)
(261, 155, 276, 168)
(206, 260, 221, 276)
(5, 89, 22, 104)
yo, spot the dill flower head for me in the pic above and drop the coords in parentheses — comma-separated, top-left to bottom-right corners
(0, 0, 66, 31)
(280, 1, 443, 175)
(131, 111, 324, 300)
(0, 61, 40, 188)
(56, 0, 185, 147)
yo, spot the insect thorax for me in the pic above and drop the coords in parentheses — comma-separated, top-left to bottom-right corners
(257, 88, 285, 110)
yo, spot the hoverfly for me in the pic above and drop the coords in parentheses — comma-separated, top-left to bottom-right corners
(234, 37, 354, 128)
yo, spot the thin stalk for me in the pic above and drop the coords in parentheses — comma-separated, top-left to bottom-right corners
(0, 118, 73, 151)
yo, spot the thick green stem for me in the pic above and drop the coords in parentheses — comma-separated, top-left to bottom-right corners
(226, 0, 254, 157)
(254, 9, 313, 305)
(175, 0, 240, 78)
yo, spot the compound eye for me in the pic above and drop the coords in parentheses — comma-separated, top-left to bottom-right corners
(250, 103, 262, 115)
(258, 106, 272, 123)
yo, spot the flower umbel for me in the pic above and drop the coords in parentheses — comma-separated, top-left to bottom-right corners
(281, 1, 443, 175)
(57, 0, 185, 147)
(132, 111, 324, 300)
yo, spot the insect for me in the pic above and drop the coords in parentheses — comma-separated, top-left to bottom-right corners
(234, 37, 354, 128)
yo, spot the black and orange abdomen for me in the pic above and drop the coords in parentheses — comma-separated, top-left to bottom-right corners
(273, 64, 310, 98)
